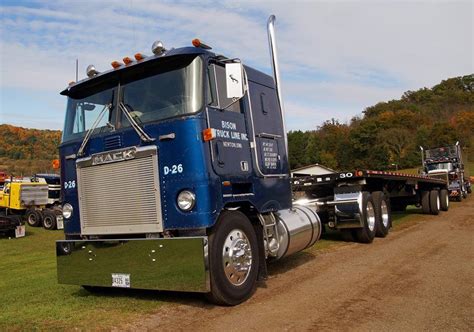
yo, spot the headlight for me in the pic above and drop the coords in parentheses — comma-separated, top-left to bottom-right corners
(177, 190, 196, 211)
(63, 203, 73, 219)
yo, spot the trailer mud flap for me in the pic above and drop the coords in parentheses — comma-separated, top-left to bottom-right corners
(56, 237, 209, 293)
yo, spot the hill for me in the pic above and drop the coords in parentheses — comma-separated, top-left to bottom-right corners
(0, 124, 61, 176)
(288, 74, 474, 171)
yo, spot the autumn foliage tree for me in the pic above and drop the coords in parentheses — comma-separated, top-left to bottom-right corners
(288, 74, 474, 171)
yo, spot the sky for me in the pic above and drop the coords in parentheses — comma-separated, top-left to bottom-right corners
(0, 0, 472, 131)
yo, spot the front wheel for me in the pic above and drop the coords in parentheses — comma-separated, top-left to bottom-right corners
(206, 211, 259, 306)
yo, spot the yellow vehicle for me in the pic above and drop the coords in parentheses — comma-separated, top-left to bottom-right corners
(0, 181, 63, 230)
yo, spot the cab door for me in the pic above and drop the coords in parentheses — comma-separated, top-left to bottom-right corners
(248, 79, 287, 176)
(0, 184, 10, 208)
(207, 63, 252, 177)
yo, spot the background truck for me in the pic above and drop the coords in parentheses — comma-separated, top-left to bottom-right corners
(420, 142, 470, 201)
(56, 16, 449, 305)
(0, 179, 64, 231)
(0, 181, 48, 238)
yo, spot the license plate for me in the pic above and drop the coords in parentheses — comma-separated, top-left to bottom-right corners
(15, 225, 26, 238)
(111, 273, 130, 288)
(56, 216, 64, 230)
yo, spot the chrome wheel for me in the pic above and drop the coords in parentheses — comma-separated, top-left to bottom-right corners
(43, 216, 53, 228)
(222, 229, 253, 286)
(381, 200, 389, 228)
(366, 201, 376, 232)
(27, 214, 37, 226)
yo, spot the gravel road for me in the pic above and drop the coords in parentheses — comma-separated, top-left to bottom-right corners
(127, 197, 473, 331)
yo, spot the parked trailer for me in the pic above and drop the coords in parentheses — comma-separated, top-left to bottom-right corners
(292, 170, 449, 243)
(55, 16, 449, 305)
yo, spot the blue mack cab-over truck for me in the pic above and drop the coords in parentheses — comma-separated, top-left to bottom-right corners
(56, 16, 448, 305)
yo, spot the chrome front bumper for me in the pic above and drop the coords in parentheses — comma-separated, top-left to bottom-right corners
(56, 237, 209, 293)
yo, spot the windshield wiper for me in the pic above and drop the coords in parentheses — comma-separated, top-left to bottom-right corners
(119, 102, 155, 143)
(77, 103, 112, 157)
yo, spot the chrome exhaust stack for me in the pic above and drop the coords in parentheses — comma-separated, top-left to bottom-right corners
(267, 15, 289, 170)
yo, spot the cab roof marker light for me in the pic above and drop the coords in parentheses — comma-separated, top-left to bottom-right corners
(192, 38, 212, 50)
(134, 53, 146, 61)
(86, 64, 99, 78)
(111, 61, 122, 69)
(123, 57, 133, 65)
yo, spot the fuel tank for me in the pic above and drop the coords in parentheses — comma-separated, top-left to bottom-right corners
(274, 206, 322, 260)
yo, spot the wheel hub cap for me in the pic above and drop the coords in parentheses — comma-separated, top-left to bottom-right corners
(381, 200, 389, 227)
(366, 202, 375, 232)
(222, 229, 252, 286)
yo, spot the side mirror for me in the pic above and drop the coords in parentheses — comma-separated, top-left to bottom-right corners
(225, 63, 245, 99)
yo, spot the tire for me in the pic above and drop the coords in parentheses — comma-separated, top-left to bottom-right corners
(354, 192, 376, 244)
(456, 191, 462, 202)
(42, 209, 57, 230)
(429, 190, 440, 215)
(372, 191, 391, 238)
(439, 189, 449, 211)
(421, 191, 430, 214)
(25, 209, 42, 227)
(468, 186, 472, 194)
(206, 210, 259, 306)
(340, 229, 356, 242)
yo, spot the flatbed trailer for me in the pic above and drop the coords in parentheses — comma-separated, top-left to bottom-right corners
(292, 169, 449, 243)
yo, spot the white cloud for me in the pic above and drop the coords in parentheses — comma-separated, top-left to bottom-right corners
(0, 0, 472, 130)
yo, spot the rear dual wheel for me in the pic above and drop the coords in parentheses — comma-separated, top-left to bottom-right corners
(439, 189, 449, 211)
(354, 192, 376, 243)
(372, 191, 391, 238)
(42, 209, 58, 230)
(25, 209, 42, 227)
(422, 190, 441, 215)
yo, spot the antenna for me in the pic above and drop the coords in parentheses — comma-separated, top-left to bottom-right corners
(75, 59, 79, 82)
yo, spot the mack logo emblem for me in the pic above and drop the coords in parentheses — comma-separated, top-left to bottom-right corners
(92, 148, 136, 165)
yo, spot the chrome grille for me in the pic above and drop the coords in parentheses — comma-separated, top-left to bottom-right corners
(76, 146, 162, 235)
(20, 184, 49, 206)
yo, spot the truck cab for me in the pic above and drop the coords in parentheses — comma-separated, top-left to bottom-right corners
(57, 18, 322, 305)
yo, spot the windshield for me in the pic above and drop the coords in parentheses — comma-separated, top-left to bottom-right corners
(62, 55, 203, 143)
(62, 87, 115, 142)
(427, 162, 453, 172)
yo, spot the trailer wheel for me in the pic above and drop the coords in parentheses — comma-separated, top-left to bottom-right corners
(429, 190, 440, 215)
(42, 209, 57, 230)
(439, 189, 449, 211)
(372, 191, 391, 238)
(354, 192, 376, 244)
(206, 210, 259, 305)
(25, 209, 42, 227)
(421, 191, 430, 214)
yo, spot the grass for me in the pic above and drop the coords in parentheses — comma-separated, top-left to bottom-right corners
(0, 204, 449, 330)
(0, 226, 173, 330)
